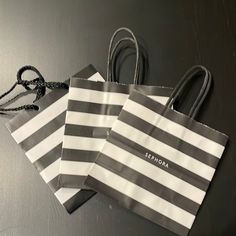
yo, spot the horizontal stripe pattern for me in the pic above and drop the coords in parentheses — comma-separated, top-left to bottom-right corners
(88, 164, 195, 229)
(6, 88, 68, 133)
(86, 176, 189, 236)
(25, 126, 65, 163)
(60, 79, 172, 188)
(19, 111, 66, 152)
(98, 141, 205, 204)
(40, 158, 61, 183)
(112, 120, 215, 181)
(112, 120, 215, 180)
(11, 94, 68, 144)
(129, 90, 228, 146)
(97, 153, 199, 215)
(6, 66, 102, 213)
(119, 110, 219, 169)
(65, 111, 118, 127)
(124, 98, 225, 159)
(34, 144, 62, 172)
(108, 132, 209, 191)
(85, 90, 228, 236)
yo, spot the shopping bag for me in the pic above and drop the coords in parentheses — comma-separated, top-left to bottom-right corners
(59, 28, 173, 188)
(6, 65, 104, 213)
(85, 65, 228, 236)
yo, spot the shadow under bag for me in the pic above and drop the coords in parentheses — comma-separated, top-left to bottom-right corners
(85, 65, 228, 236)
(6, 65, 104, 213)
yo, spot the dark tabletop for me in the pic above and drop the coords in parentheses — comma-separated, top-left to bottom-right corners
(0, 1, 235, 236)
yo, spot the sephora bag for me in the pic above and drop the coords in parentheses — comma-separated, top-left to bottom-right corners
(85, 65, 228, 236)
(6, 65, 104, 213)
(59, 27, 173, 188)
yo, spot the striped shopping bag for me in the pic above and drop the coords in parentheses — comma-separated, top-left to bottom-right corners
(6, 65, 104, 213)
(59, 28, 173, 189)
(85, 65, 228, 236)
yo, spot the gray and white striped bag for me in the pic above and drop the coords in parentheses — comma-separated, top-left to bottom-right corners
(85, 66, 228, 236)
(59, 27, 173, 189)
(6, 65, 104, 213)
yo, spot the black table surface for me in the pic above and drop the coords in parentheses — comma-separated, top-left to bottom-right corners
(0, 1, 235, 236)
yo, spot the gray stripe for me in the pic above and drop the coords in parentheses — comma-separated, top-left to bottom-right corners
(56, 65, 97, 213)
(119, 110, 219, 169)
(62, 148, 99, 162)
(129, 90, 228, 146)
(85, 176, 189, 236)
(47, 175, 60, 193)
(107, 132, 209, 191)
(59, 174, 89, 189)
(70, 79, 173, 97)
(63, 189, 96, 214)
(19, 112, 66, 152)
(67, 100, 122, 116)
(33, 144, 62, 172)
(64, 124, 111, 138)
(97, 153, 199, 215)
(72, 64, 97, 79)
(6, 65, 98, 215)
(6, 88, 68, 133)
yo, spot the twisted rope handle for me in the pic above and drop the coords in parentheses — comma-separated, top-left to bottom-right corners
(0, 65, 68, 113)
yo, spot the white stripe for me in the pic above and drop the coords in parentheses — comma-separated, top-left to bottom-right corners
(63, 135, 105, 151)
(11, 94, 68, 144)
(60, 160, 93, 176)
(87, 72, 105, 82)
(68, 87, 128, 105)
(68, 87, 168, 106)
(149, 95, 169, 105)
(113, 120, 215, 181)
(26, 126, 64, 163)
(123, 99, 224, 158)
(102, 141, 205, 204)
(40, 158, 60, 183)
(66, 111, 118, 127)
(54, 188, 81, 204)
(89, 164, 195, 229)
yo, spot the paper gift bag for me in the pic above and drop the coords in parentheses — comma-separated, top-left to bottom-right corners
(6, 65, 104, 213)
(59, 28, 173, 188)
(85, 65, 228, 236)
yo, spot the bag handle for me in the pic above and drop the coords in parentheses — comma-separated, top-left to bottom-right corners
(165, 65, 212, 119)
(109, 37, 140, 84)
(106, 27, 140, 84)
(0, 65, 68, 113)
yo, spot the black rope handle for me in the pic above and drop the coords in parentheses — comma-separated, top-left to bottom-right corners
(110, 37, 140, 83)
(189, 71, 212, 118)
(106, 27, 140, 84)
(165, 65, 212, 119)
(0, 65, 68, 113)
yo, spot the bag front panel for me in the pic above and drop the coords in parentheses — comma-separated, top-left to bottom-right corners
(6, 65, 103, 213)
(60, 79, 173, 188)
(85, 90, 228, 235)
